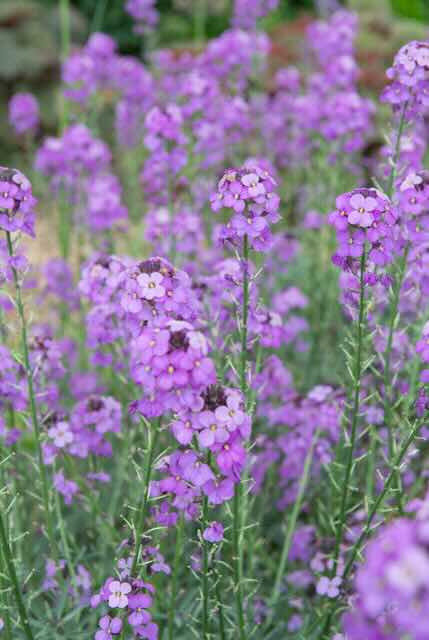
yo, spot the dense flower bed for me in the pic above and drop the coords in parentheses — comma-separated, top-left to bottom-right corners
(1, 3, 429, 639)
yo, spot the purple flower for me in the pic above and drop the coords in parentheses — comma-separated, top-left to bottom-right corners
(197, 411, 230, 448)
(202, 477, 235, 505)
(211, 164, 280, 251)
(347, 192, 376, 227)
(8, 93, 39, 135)
(182, 452, 215, 487)
(0, 168, 36, 237)
(203, 522, 224, 543)
(137, 272, 166, 300)
(48, 421, 74, 448)
(382, 41, 429, 118)
(125, 0, 159, 34)
(108, 580, 131, 608)
(53, 471, 79, 505)
(128, 593, 153, 627)
(316, 576, 342, 598)
(95, 615, 122, 640)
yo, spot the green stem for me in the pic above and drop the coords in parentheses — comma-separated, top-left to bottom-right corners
(131, 418, 160, 576)
(232, 234, 250, 640)
(90, 0, 109, 32)
(108, 416, 133, 526)
(386, 102, 407, 197)
(6, 232, 57, 557)
(266, 431, 318, 626)
(215, 572, 227, 640)
(202, 496, 210, 640)
(0, 544, 12, 639)
(332, 250, 366, 569)
(168, 516, 184, 640)
(382, 244, 409, 510)
(194, 0, 207, 45)
(381, 101, 409, 510)
(54, 483, 77, 585)
(365, 424, 377, 508)
(0, 510, 34, 640)
(240, 235, 249, 398)
(318, 418, 423, 639)
(59, 0, 71, 131)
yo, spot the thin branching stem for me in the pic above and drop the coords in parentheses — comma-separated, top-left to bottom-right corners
(215, 569, 227, 640)
(332, 249, 366, 569)
(202, 495, 210, 639)
(0, 510, 34, 640)
(233, 233, 250, 640)
(59, 0, 70, 131)
(6, 232, 57, 557)
(382, 102, 409, 510)
(168, 515, 184, 640)
(265, 431, 319, 628)
(318, 418, 423, 638)
(131, 418, 160, 576)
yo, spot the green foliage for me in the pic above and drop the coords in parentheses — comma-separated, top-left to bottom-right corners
(391, 0, 429, 21)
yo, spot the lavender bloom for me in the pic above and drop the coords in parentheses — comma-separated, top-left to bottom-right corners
(342, 514, 429, 639)
(0, 167, 36, 237)
(92, 562, 158, 639)
(232, 0, 279, 31)
(203, 522, 224, 543)
(329, 188, 398, 284)
(8, 93, 39, 135)
(211, 163, 280, 251)
(125, 0, 159, 34)
(62, 32, 117, 105)
(53, 470, 79, 505)
(382, 41, 429, 119)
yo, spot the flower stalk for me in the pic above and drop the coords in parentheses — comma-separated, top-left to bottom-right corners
(332, 249, 367, 569)
(319, 417, 423, 638)
(6, 232, 57, 557)
(232, 233, 250, 640)
(0, 509, 34, 640)
(131, 417, 160, 576)
(168, 515, 184, 640)
(381, 102, 409, 509)
(266, 431, 319, 627)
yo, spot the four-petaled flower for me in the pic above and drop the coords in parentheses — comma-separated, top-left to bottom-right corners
(137, 272, 165, 300)
(347, 193, 376, 228)
(108, 581, 131, 608)
(95, 615, 122, 640)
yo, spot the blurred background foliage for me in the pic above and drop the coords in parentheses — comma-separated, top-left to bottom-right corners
(0, 0, 428, 152)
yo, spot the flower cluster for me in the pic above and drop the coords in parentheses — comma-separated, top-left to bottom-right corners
(0, 345, 26, 445)
(252, 384, 343, 507)
(36, 125, 127, 234)
(329, 188, 398, 279)
(35, 124, 111, 193)
(140, 104, 188, 207)
(119, 257, 200, 325)
(43, 395, 121, 503)
(125, 0, 159, 34)
(382, 40, 429, 118)
(210, 164, 280, 251)
(92, 569, 158, 640)
(0, 167, 37, 237)
(130, 320, 216, 417)
(62, 32, 118, 105)
(151, 383, 250, 525)
(342, 511, 429, 639)
(232, 0, 279, 31)
(306, 10, 359, 88)
(8, 93, 40, 136)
